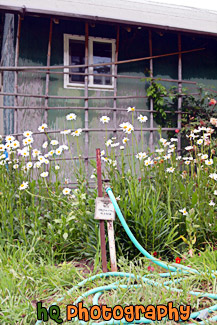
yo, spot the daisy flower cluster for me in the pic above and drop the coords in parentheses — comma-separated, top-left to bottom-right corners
(99, 107, 216, 214)
(0, 112, 84, 196)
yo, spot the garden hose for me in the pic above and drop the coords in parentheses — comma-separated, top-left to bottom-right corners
(36, 187, 217, 324)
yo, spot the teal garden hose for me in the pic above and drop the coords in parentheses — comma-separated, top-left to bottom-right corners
(36, 187, 217, 324)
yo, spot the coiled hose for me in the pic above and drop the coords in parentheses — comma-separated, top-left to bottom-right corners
(36, 187, 217, 324)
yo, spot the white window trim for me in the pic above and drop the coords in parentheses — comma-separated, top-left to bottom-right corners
(64, 34, 116, 91)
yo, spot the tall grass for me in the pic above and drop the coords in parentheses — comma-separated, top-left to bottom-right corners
(0, 112, 216, 262)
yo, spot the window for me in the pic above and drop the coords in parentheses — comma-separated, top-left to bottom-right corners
(64, 34, 116, 90)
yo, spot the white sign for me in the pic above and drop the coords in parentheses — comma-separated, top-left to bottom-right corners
(94, 197, 115, 221)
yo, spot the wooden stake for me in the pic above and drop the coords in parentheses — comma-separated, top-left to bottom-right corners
(107, 220, 117, 272)
(96, 148, 108, 273)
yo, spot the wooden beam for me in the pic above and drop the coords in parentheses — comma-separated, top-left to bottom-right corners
(113, 25, 120, 137)
(84, 22, 89, 173)
(45, 19, 53, 122)
(177, 33, 182, 152)
(149, 30, 154, 152)
(0, 47, 205, 71)
(14, 14, 21, 134)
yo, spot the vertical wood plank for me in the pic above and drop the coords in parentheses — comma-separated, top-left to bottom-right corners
(113, 26, 120, 137)
(149, 30, 154, 152)
(45, 19, 53, 120)
(84, 23, 89, 174)
(14, 14, 21, 135)
(177, 33, 182, 153)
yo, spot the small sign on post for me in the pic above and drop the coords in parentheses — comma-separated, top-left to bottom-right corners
(95, 198, 115, 221)
(95, 197, 117, 272)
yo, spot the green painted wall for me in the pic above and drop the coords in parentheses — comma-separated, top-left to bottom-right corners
(15, 16, 217, 160)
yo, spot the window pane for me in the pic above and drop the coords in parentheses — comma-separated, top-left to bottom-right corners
(93, 42, 112, 85)
(69, 39, 85, 83)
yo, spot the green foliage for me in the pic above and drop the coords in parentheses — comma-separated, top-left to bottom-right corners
(146, 81, 217, 139)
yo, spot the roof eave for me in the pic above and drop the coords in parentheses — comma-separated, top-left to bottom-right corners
(1, 4, 217, 37)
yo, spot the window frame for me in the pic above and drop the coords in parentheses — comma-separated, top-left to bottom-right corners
(63, 34, 116, 90)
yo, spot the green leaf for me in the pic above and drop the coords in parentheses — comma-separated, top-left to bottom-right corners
(191, 191, 198, 206)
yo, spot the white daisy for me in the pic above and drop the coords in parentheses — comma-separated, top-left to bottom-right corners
(100, 116, 110, 124)
(38, 123, 48, 132)
(26, 162, 33, 169)
(120, 146, 125, 150)
(183, 157, 193, 161)
(214, 190, 217, 195)
(111, 142, 120, 148)
(42, 141, 48, 149)
(5, 142, 11, 150)
(50, 140, 59, 146)
(21, 149, 29, 157)
(11, 140, 20, 149)
(72, 128, 82, 137)
(13, 164, 19, 169)
(179, 208, 188, 215)
(119, 122, 132, 132)
(209, 173, 217, 181)
(63, 188, 71, 195)
(185, 146, 193, 151)
(105, 139, 112, 147)
(60, 129, 71, 135)
(122, 137, 129, 144)
(136, 152, 143, 160)
(48, 150, 54, 156)
(137, 114, 148, 123)
(66, 113, 76, 121)
(38, 156, 46, 163)
(55, 165, 60, 170)
(205, 159, 213, 166)
(59, 144, 69, 151)
(32, 149, 40, 157)
(0, 144, 5, 151)
(19, 181, 28, 190)
(55, 148, 63, 155)
(23, 131, 33, 138)
(160, 138, 167, 144)
(156, 149, 164, 153)
(197, 139, 203, 145)
(201, 154, 208, 160)
(125, 124, 134, 134)
(33, 161, 41, 169)
(127, 106, 135, 112)
(6, 135, 15, 142)
(209, 200, 215, 207)
(184, 161, 191, 165)
(166, 167, 175, 173)
(40, 171, 49, 178)
(163, 154, 171, 160)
